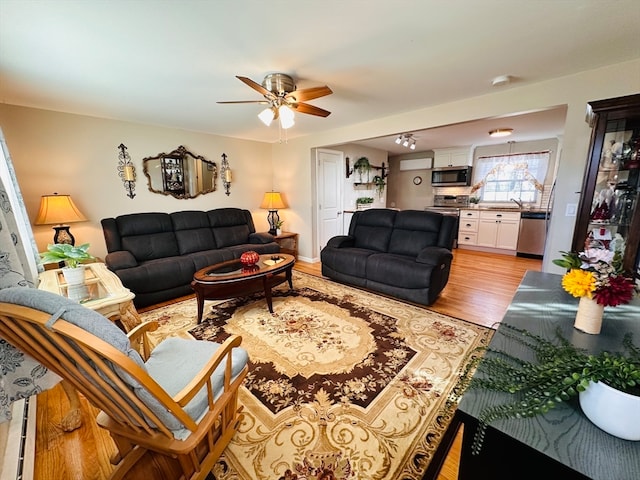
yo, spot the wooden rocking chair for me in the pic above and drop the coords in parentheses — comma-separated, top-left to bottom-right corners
(0, 287, 248, 480)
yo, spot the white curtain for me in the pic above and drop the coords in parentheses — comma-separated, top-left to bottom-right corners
(0, 128, 60, 422)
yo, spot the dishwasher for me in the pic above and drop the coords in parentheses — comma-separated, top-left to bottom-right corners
(517, 211, 548, 257)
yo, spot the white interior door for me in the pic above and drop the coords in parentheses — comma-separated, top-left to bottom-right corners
(317, 149, 344, 252)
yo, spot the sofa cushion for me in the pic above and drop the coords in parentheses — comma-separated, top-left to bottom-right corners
(117, 213, 179, 261)
(208, 208, 255, 248)
(320, 247, 374, 278)
(116, 256, 195, 294)
(171, 211, 218, 255)
(366, 253, 437, 288)
(350, 209, 396, 252)
(388, 210, 442, 257)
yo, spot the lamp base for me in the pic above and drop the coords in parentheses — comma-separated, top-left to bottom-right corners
(53, 226, 75, 245)
(267, 210, 280, 236)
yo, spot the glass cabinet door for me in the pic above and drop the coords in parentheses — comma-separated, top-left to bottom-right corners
(573, 94, 640, 279)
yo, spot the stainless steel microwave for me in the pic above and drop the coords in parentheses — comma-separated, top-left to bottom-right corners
(431, 166, 472, 186)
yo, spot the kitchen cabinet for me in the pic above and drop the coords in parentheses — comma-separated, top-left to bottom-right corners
(573, 94, 640, 279)
(477, 211, 521, 250)
(458, 209, 479, 245)
(433, 147, 472, 168)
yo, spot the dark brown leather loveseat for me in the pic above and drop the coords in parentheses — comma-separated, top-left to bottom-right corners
(101, 208, 280, 308)
(321, 208, 456, 306)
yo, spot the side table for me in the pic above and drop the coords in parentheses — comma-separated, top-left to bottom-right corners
(38, 262, 142, 431)
(274, 231, 298, 258)
(38, 262, 141, 332)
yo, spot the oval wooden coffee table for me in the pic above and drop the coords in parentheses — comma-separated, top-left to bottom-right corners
(191, 253, 295, 323)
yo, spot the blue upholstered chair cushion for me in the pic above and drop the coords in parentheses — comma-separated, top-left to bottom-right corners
(0, 287, 248, 440)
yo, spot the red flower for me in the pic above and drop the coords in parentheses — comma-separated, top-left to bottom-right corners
(593, 275, 636, 307)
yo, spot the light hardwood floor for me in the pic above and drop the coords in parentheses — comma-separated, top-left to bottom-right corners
(33, 249, 541, 480)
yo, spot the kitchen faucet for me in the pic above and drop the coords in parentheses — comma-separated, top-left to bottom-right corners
(510, 198, 523, 208)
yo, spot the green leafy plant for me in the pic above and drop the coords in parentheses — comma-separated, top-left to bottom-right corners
(469, 196, 480, 204)
(40, 243, 94, 268)
(353, 157, 371, 179)
(356, 197, 374, 204)
(458, 323, 640, 454)
(373, 175, 386, 197)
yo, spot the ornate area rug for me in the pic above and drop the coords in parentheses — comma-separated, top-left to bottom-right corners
(140, 272, 492, 480)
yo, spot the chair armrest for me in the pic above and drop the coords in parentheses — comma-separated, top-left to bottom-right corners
(249, 232, 275, 244)
(415, 246, 453, 266)
(326, 235, 355, 248)
(127, 321, 159, 360)
(173, 334, 246, 407)
(104, 250, 138, 270)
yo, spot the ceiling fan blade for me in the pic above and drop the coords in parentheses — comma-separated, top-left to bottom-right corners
(236, 75, 274, 98)
(291, 102, 331, 117)
(217, 100, 270, 104)
(286, 85, 333, 102)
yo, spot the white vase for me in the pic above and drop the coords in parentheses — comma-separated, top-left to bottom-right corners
(574, 296, 604, 335)
(62, 266, 86, 286)
(579, 380, 640, 441)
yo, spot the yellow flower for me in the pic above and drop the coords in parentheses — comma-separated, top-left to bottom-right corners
(562, 269, 596, 298)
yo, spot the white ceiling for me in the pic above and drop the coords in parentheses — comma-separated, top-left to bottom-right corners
(1, 1, 638, 154)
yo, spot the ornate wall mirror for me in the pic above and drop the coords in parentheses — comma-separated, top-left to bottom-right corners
(142, 145, 217, 199)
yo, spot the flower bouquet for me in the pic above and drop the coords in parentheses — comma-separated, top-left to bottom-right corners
(553, 235, 637, 333)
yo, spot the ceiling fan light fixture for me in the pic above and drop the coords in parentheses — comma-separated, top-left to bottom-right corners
(258, 107, 275, 126)
(489, 128, 514, 138)
(279, 105, 295, 129)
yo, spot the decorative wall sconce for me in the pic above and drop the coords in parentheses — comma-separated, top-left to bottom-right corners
(221, 153, 231, 196)
(117, 143, 136, 199)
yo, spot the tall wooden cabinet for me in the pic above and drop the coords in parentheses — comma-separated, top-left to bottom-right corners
(573, 93, 640, 279)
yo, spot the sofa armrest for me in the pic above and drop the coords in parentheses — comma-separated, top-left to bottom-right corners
(415, 246, 453, 266)
(105, 250, 138, 271)
(249, 232, 275, 244)
(326, 235, 355, 248)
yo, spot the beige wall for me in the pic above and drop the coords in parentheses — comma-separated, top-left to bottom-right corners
(272, 59, 640, 268)
(0, 105, 273, 260)
(1, 58, 638, 268)
(387, 151, 435, 210)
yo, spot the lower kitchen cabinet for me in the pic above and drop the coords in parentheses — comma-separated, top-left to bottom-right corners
(477, 211, 521, 250)
(458, 209, 521, 252)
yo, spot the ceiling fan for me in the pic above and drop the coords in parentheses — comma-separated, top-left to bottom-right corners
(217, 73, 332, 129)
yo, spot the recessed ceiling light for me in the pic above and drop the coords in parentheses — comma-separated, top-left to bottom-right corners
(489, 128, 514, 138)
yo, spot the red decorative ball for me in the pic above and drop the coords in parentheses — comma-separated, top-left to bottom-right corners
(240, 250, 260, 266)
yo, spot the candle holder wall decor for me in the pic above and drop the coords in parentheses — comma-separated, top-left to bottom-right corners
(117, 143, 136, 199)
(221, 153, 231, 195)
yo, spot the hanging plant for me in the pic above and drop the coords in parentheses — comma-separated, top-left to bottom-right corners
(354, 157, 371, 181)
(373, 175, 386, 197)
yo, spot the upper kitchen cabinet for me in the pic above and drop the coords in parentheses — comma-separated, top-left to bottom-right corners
(573, 94, 640, 278)
(433, 147, 472, 168)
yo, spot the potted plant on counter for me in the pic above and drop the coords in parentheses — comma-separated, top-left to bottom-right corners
(356, 197, 374, 210)
(40, 243, 94, 285)
(460, 323, 640, 454)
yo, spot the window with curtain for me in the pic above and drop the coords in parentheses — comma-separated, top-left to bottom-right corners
(470, 151, 550, 203)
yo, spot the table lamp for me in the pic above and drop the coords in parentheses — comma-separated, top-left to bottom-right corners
(35, 193, 87, 245)
(260, 191, 287, 235)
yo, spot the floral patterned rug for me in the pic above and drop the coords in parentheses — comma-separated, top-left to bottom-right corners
(140, 271, 492, 480)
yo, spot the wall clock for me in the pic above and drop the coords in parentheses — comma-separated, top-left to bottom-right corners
(413, 176, 422, 185)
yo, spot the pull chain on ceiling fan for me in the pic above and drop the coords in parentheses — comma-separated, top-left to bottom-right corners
(217, 73, 332, 133)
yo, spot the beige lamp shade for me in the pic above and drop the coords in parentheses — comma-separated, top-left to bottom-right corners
(35, 194, 87, 225)
(260, 191, 287, 210)
(35, 194, 88, 245)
